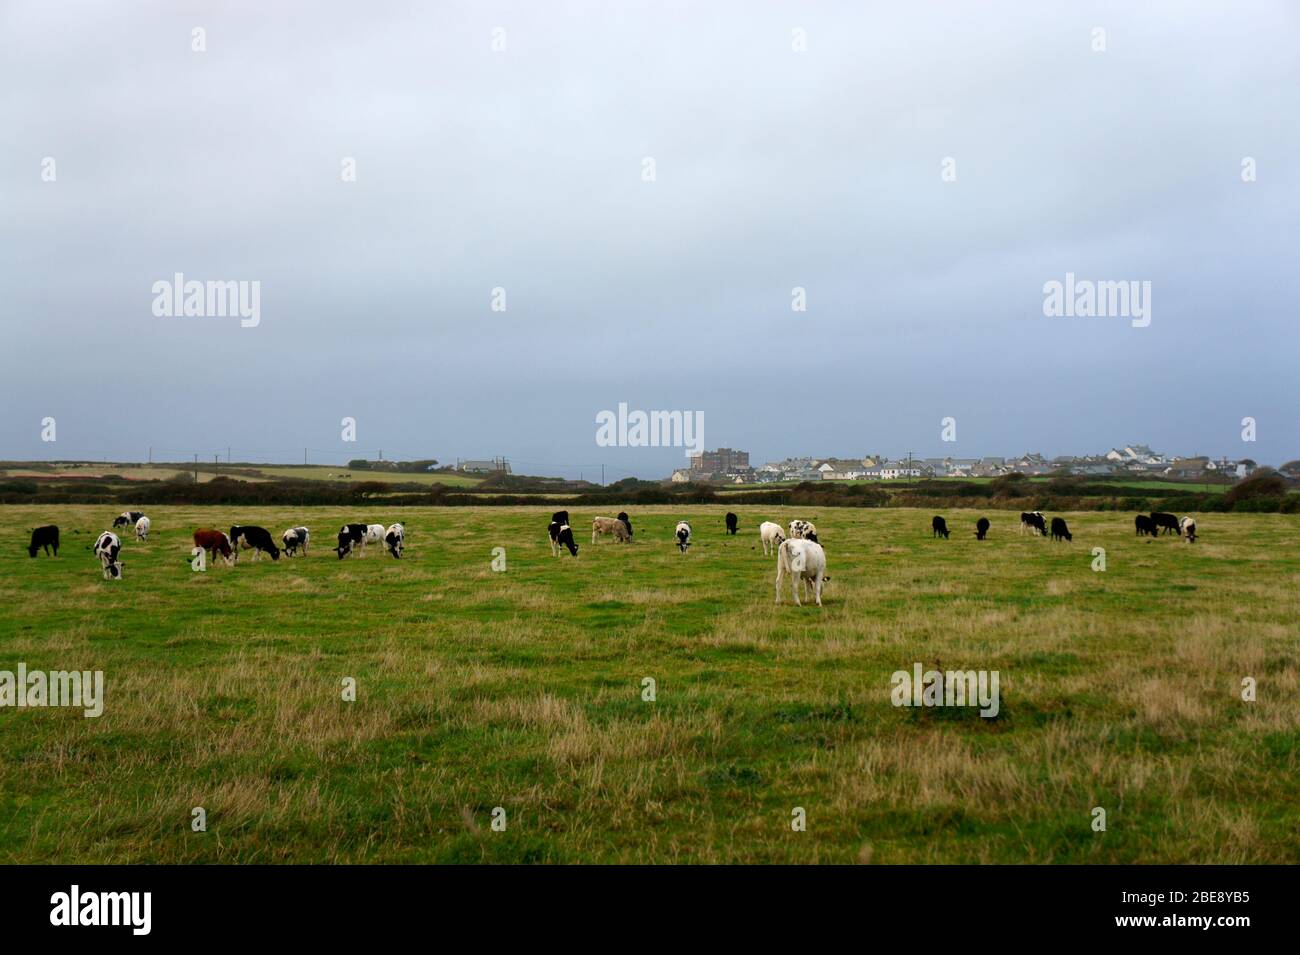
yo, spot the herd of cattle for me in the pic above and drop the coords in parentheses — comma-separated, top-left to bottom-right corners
(26, 507, 1201, 601)
(24, 512, 407, 580)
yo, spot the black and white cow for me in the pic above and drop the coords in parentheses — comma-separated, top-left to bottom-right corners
(384, 522, 405, 558)
(281, 526, 310, 556)
(28, 525, 59, 557)
(112, 510, 145, 529)
(1020, 511, 1047, 536)
(975, 517, 990, 540)
(230, 525, 281, 561)
(725, 512, 738, 535)
(549, 521, 578, 557)
(1050, 517, 1072, 542)
(336, 523, 368, 559)
(1134, 514, 1158, 537)
(931, 516, 950, 539)
(93, 531, 123, 579)
(675, 521, 692, 552)
(1151, 512, 1180, 536)
(616, 511, 633, 539)
(1179, 516, 1197, 543)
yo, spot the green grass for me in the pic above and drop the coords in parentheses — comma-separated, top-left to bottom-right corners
(1, 505, 1296, 863)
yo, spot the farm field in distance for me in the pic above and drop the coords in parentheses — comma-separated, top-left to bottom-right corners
(0, 462, 484, 487)
(2, 504, 1297, 863)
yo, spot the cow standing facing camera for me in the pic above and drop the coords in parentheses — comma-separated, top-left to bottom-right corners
(93, 531, 123, 580)
(675, 521, 692, 552)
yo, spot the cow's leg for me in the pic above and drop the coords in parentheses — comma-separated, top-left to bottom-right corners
(775, 565, 783, 605)
(791, 574, 801, 607)
(814, 577, 823, 606)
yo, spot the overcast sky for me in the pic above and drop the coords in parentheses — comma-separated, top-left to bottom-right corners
(3, 0, 1297, 478)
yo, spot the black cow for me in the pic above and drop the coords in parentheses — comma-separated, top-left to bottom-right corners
(336, 523, 368, 559)
(28, 525, 59, 557)
(1021, 511, 1047, 536)
(112, 510, 145, 529)
(1050, 517, 1072, 542)
(1134, 514, 1158, 537)
(1151, 512, 1180, 536)
(725, 512, 738, 535)
(551, 511, 570, 528)
(931, 516, 950, 539)
(230, 525, 280, 561)
(616, 511, 633, 538)
(549, 521, 578, 557)
(975, 517, 989, 540)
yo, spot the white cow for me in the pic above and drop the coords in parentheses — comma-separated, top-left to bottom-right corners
(384, 522, 405, 558)
(1180, 516, 1197, 543)
(775, 538, 827, 607)
(760, 521, 785, 556)
(134, 515, 151, 541)
(281, 526, 309, 556)
(93, 531, 124, 580)
(675, 521, 692, 552)
(364, 523, 386, 553)
(788, 519, 817, 541)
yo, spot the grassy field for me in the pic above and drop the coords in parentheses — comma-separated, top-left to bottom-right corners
(2, 505, 1297, 863)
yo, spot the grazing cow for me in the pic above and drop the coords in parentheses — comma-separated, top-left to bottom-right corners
(1050, 517, 1072, 542)
(616, 511, 634, 538)
(365, 524, 386, 551)
(135, 515, 151, 541)
(975, 517, 990, 540)
(112, 510, 145, 529)
(759, 521, 785, 556)
(931, 516, 950, 539)
(1179, 516, 1197, 543)
(592, 516, 630, 544)
(281, 526, 310, 556)
(789, 519, 817, 542)
(27, 525, 59, 557)
(336, 523, 368, 559)
(93, 531, 123, 579)
(230, 525, 280, 561)
(775, 538, 828, 607)
(1134, 514, 1158, 537)
(384, 522, 405, 558)
(725, 512, 739, 535)
(675, 521, 692, 552)
(549, 521, 578, 557)
(1020, 511, 1047, 536)
(1151, 512, 1180, 536)
(193, 529, 234, 565)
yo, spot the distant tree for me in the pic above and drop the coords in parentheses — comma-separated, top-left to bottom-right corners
(1224, 469, 1287, 507)
(347, 459, 372, 470)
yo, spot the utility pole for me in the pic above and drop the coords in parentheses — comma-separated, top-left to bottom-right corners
(148, 446, 152, 465)
(193, 453, 198, 483)
(601, 464, 604, 486)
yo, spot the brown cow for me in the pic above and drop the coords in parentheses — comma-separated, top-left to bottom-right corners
(193, 528, 234, 565)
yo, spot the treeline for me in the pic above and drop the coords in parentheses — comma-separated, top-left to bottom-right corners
(2, 471, 1295, 512)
